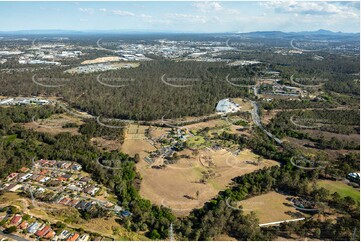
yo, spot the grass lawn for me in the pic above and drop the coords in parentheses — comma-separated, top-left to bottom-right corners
(318, 180, 360, 202)
(186, 135, 206, 148)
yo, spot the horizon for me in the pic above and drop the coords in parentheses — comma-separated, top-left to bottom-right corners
(0, 28, 360, 35)
(0, 1, 359, 33)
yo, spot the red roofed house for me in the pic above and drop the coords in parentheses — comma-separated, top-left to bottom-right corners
(19, 167, 30, 173)
(39, 169, 48, 175)
(10, 214, 22, 225)
(44, 230, 56, 239)
(18, 221, 28, 230)
(66, 233, 79, 241)
(6, 173, 18, 182)
(35, 225, 51, 237)
(59, 197, 71, 205)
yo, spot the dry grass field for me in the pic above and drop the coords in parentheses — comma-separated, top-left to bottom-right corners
(90, 137, 121, 151)
(137, 148, 279, 216)
(22, 113, 84, 135)
(238, 191, 307, 224)
(182, 119, 228, 131)
(121, 137, 156, 157)
(233, 98, 252, 112)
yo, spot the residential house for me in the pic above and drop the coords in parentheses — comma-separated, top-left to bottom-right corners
(58, 230, 70, 240)
(75, 200, 87, 210)
(39, 170, 48, 175)
(7, 184, 22, 192)
(66, 233, 80, 241)
(58, 173, 72, 181)
(66, 184, 82, 192)
(68, 199, 80, 207)
(59, 197, 72, 205)
(78, 234, 90, 241)
(10, 214, 22, 225)
(35, 225, 51, 237)
(71, 164, 82, 171)
(19, 167, 30, 173)
(19, 173, 33, 182)
(6, 173, 18, 182)
(44, 230, 56, 240)
(17, 221, 28, 230)
(39, 177, 50, 183)
(83, 185, 99, 196)
(27, 222, 41, 233)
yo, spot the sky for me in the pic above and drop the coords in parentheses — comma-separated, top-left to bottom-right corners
(0, 1, 359, 33)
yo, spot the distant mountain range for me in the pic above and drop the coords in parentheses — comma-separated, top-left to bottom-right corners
(0, 29, 358, 37)
(239, 29, 359, 38)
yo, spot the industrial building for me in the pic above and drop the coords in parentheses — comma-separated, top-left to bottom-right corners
(215, 98, 240, 114)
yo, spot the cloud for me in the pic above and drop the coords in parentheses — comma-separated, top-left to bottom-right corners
(260, 0, 359, 18)
(111, 10, 135, 16)
(165, 13, 208, 24)
(192, 1, 223, 12)
(78, 8, 94, 14)
(99, 8, 107, 12)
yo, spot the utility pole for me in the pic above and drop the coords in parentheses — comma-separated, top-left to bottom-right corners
(351, 227, 357, 241)
(169, 223, 175, 241)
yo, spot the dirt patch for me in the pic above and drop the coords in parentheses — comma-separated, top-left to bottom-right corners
(91, 137, 121, 151)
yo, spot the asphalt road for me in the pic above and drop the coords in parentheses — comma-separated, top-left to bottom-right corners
(0, 229, 29, 241)
(250, 101, 283, 145)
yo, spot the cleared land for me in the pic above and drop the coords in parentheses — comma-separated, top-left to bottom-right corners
(237, 191, 307, 224)
(81, 56, 123, 65)
(137, 148, 279, 216)
(22, 113, 83, 135)
(317, 180, 360, 202)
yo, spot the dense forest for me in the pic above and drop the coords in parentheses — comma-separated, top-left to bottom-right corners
(0, 34, 359, 121)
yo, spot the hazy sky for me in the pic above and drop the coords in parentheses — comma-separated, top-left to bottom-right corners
(0, 1, 359, 33)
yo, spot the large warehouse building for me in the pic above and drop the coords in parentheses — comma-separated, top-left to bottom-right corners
(216, 98, 240, 114)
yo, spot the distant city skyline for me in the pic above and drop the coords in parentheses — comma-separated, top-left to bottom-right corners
(0, 1, 359, 33)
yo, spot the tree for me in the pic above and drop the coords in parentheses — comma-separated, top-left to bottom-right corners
(257, 156, 263, 165)
(4, 226, 17, 234)
(134, 154, 140, 163)
(148, 229, 161, 240)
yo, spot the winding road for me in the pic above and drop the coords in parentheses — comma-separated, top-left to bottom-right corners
(250, 101, 283, 145)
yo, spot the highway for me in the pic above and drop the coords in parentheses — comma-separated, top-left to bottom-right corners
(250, 101, 283, 145)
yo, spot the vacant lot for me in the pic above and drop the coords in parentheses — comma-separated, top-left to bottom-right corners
(182, 118, 228, 131)
(22, 113, 83, 135)
(81, 56, 122, 65)
(91, 137, 121, 151)
(317, 180, 360, 202)
(233, 98, 252, 112)
(121, 138, 156, 157)
(238, 191, 306, 224)
(137, 148, 279, 216)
